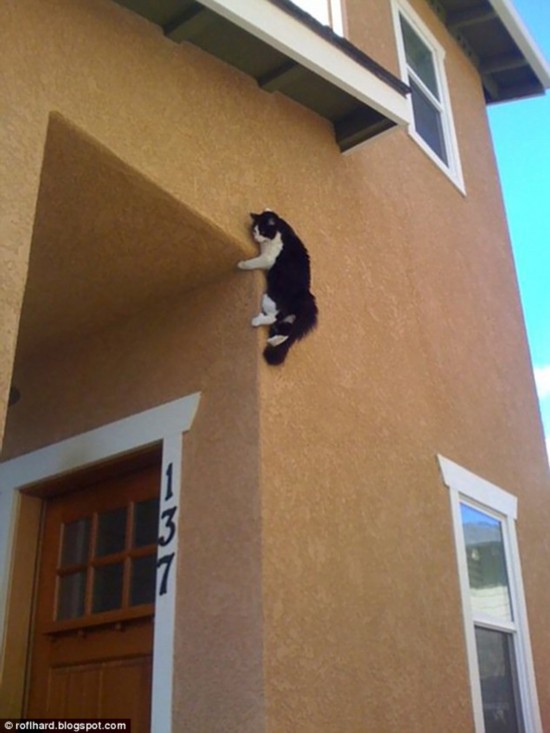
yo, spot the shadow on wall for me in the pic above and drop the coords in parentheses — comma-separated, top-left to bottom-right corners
(3, 113, 259, 459)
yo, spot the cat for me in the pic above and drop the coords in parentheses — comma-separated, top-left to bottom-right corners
(238, 210, 318, 365)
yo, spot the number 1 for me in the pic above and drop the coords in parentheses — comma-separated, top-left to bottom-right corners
(165, 462, 173, 501)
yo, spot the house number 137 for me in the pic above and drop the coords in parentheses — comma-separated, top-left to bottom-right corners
(157, 462, 177, 596)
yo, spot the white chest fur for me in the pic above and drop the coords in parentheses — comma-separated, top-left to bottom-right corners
(238, 231, 284, 271)
(259, 232, 284, 268)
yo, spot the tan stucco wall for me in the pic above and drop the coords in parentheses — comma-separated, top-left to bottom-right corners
(1, 0, 549, 730)
(3, 275, 266, 729)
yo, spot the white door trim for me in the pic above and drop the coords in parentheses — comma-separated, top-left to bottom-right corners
(0, 393, 201, 732)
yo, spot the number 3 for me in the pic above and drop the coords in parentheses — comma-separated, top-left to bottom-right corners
(159, 506, 177, 547)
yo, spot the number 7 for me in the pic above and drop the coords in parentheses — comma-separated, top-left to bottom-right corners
(157, 553, 175, 596)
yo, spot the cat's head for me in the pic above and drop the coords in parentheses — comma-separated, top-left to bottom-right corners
(250, 210, 280, 244)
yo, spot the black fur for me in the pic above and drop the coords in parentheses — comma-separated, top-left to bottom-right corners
(250, 211, 318, 365)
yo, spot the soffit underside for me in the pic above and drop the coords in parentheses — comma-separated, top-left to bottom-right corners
(113, 0, 410, 152)
(16, 116, 240, 361)
(429, 0, 549, 102)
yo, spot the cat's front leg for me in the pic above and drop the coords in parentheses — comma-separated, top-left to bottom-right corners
(237, 254, 272, 270)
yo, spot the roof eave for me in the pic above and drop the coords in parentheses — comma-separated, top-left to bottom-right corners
(489, 0, 550, 91)
(199, 0, 411, 131)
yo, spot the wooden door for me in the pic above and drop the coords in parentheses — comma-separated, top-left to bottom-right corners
(26, 462, 160, 731)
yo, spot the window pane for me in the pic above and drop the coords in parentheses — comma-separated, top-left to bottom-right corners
(130, 554, 157, 606)
(461, 503, 513, 622)
(400, 16, 439, 97)
(133, 498, 159, 548)
(409, 79, 448, 164)
(92, 562, 124, 613)
(96, 507, 127, 557)
(475, 627, 524, 733)
(57, 571, 86, 620)
(294, 0, 330, 25)
(61, 518, 90, 567)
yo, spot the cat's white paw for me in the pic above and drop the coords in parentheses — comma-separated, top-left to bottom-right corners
(251, 313, 276, 327)
(267, 334, 289, 346)
(237, 260, 250, 270)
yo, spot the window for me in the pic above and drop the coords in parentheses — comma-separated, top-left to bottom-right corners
(438, 456, 542, 733)
(293, 0, 344, 36)
(55, 495, 159, 623)
(392, 0, 464, 190)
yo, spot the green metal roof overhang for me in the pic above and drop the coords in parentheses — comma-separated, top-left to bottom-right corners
(113, 0, 411, 152)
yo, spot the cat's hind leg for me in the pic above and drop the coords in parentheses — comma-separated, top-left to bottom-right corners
(266, 334, 289, 346)
(251, 293, 278, 327)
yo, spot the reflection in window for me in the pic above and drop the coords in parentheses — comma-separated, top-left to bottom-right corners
(440, 456, 540, 732)
(393, 3, 463, 189)
(61, 518, 90, 567)
(409, 78, 447, 165)
(400, 15, 438, 94)
(55, 487, 159, 623)
(399, 15, 448, 165)
(475, 627, 523, 733)
(57, 571, 87, 620)
(460, 502, 524, 732)
(461, 503, 512, 622)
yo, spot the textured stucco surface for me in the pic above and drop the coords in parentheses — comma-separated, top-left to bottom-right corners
(4, 274, 266, 730)
(1, 0, 550, 730)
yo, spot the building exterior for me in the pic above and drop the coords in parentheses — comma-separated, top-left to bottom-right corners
(1, 0, 549, 731)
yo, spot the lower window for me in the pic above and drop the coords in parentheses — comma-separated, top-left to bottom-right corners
(461, 500, 523, 732)
(475, 626, 523, 733)
(438, 456, 542, 733)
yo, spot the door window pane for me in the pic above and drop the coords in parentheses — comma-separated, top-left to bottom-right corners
(475, 627, 524, 733)
(410, 79, 448, 164)
(400, 16, 438, 96)
(133, 498, 159, 548)
(92, 563, 124, 613)
(96, 507, 127, 557)
(461, 503, 513, 622)
(130, 555, 157, 606)
(60, 518, 90, 567)
(57, 571, 87, 620)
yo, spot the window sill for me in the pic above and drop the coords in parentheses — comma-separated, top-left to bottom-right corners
(408, 127, 466, 196)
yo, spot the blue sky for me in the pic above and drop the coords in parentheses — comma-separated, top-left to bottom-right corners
(487, 0, 550, 461)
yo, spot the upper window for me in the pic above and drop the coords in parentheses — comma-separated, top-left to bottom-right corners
(438, 456, 542, 733)
(293, 0, 344, 35)
(392, 0, 464, 191)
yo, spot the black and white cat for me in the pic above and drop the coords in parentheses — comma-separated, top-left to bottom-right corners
(238, 210, 318, 365)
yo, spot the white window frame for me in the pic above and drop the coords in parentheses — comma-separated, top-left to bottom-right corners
(438, 455, 542, 733)
(391, 0, 465, 193)
(328, 0, 345, 36)
(293, 0, 345, 36)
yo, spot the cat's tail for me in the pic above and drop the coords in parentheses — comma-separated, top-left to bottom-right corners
(263, 292, 318, 366)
